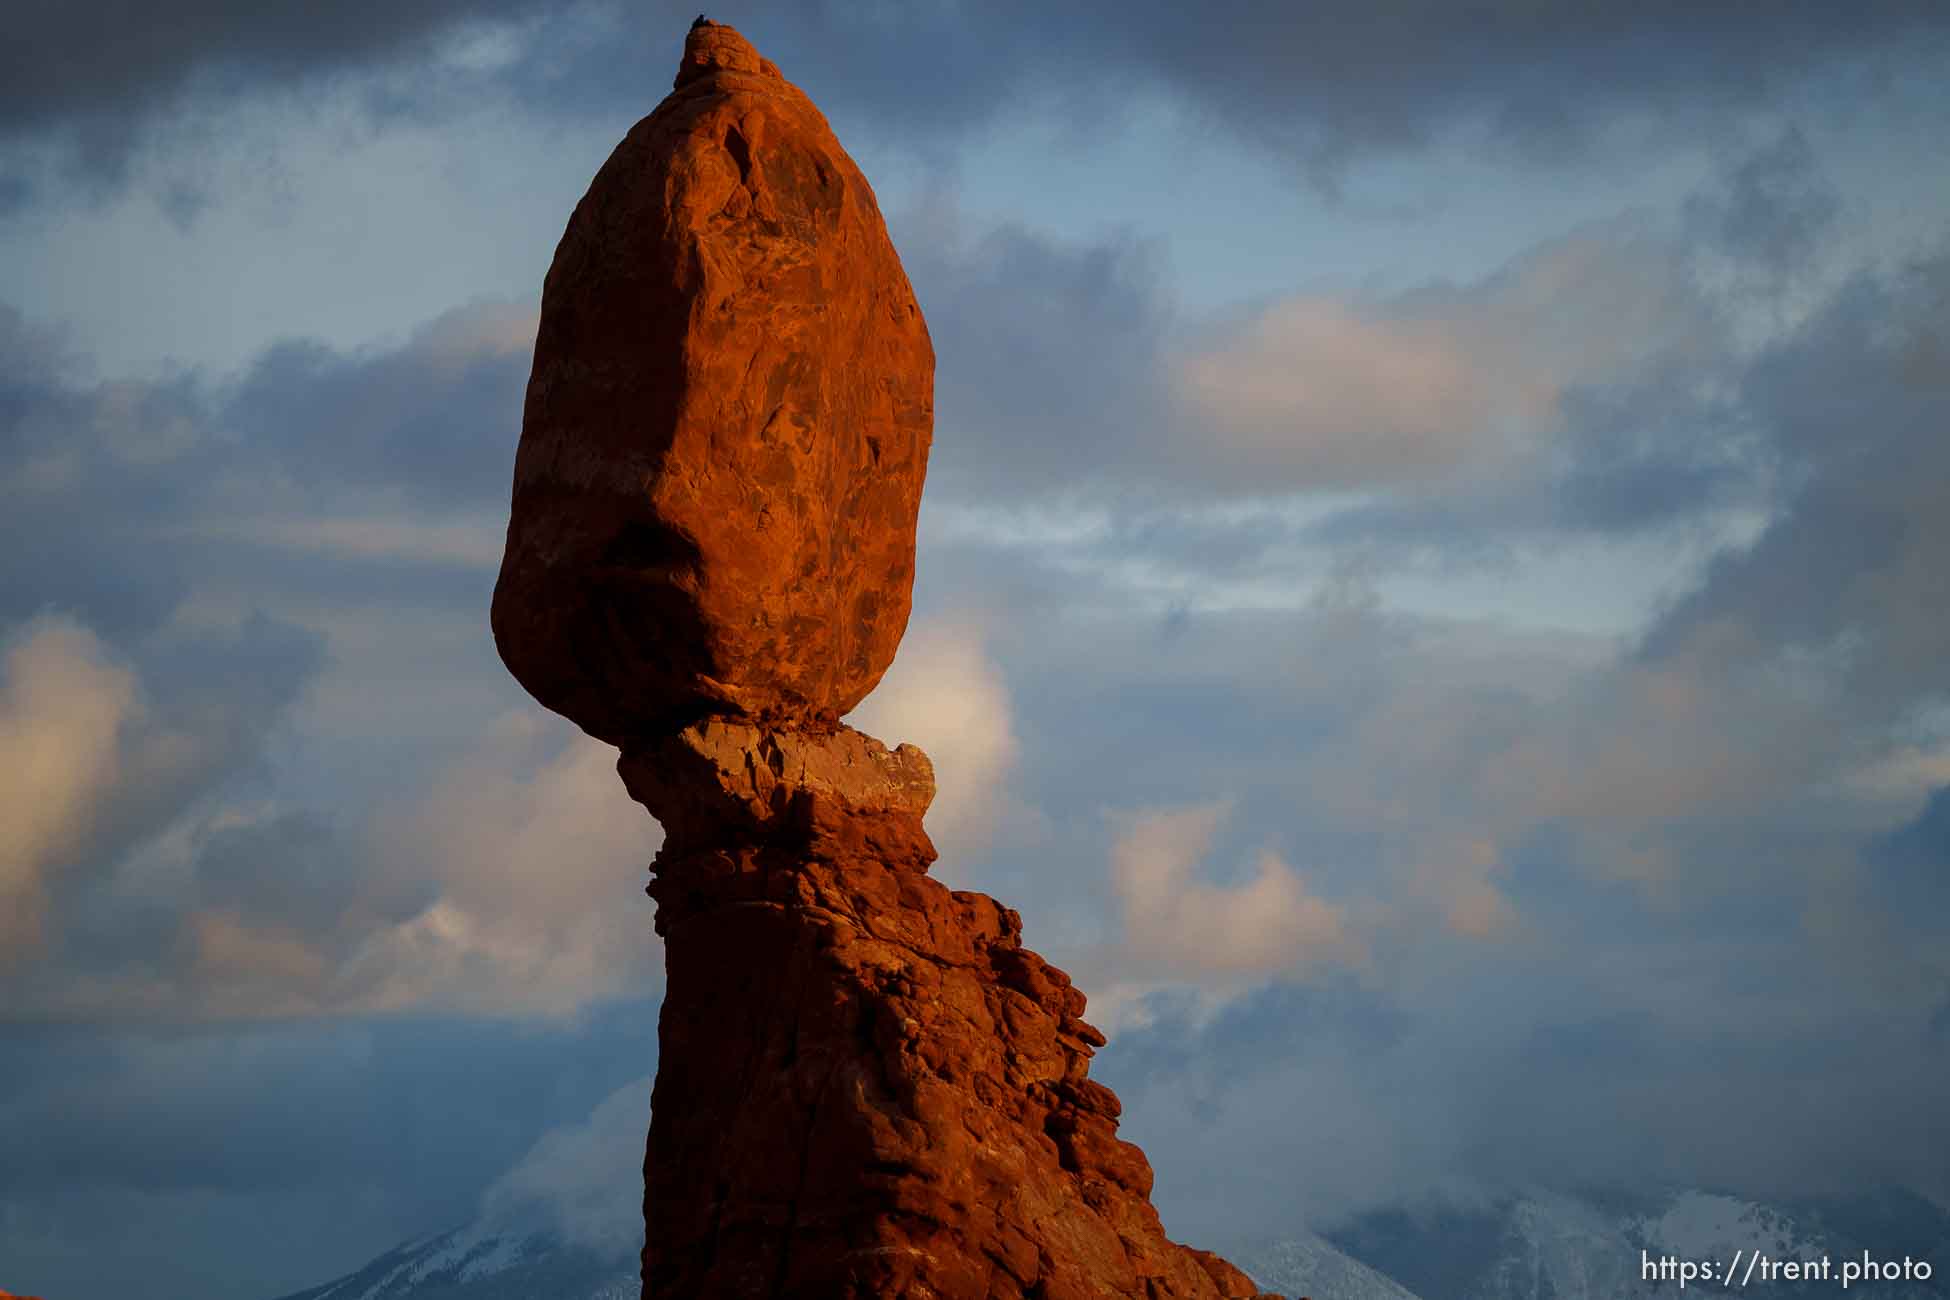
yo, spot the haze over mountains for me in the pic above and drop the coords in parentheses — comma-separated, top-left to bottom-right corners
(274, 1185, 1949, 1300)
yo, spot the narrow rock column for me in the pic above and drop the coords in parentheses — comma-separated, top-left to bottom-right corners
(618, 720, 1273, 1298)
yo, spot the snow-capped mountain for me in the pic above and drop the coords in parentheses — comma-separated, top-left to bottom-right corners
(1233, 1230, 1423, 1300)
(1240, 1186, 1949, 1300)
(268, 1217, 635, 1300)
(275, 1187, 1947, 1300)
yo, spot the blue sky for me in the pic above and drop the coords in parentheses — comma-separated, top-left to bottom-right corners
(3, 3, 1949, 1296)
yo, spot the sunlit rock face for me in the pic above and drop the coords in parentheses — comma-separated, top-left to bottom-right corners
(490, 19, 1280, 1300)
(492, 20, 934, 745)
(621, 718, 1277, 1299)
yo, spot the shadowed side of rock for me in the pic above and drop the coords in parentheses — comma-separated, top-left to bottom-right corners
(622, 722, 1277, 1298)
(491, 20, 933, 745)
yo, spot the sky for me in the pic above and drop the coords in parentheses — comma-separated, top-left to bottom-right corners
(3, 2, 1949, 1296)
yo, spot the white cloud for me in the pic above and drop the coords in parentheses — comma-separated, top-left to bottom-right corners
(480, 1075, 652, 1258)
(1109, 801, 1363, 982)
(408, 299, 540, 370)
(1176, 296, 1541, 483)
(13, 706, 664, 1021)
(340, 713, 662, 1016)
(846, 617, 1020, 859)
(1171, 220, 1715, 489)
(0, 616, 137, 962)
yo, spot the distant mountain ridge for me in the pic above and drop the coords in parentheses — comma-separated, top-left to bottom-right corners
(1238, 1186, 1949, 1300)
(276, 1186, 1948, 1300)
(268, 1217, 634, 1300)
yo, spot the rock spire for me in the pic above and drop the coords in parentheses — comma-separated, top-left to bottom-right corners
(492, 19, 1281, 1299)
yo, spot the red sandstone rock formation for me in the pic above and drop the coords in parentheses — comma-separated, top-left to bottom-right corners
(622, 720, 1275, 1297)
(492, 19, 1279, 1300)
(491, 20, 933, 745)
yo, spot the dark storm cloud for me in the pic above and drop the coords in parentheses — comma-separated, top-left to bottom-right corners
(1868, 786, 1950, 929)
(1636, 240, 1950, 721)
(1095, 0, 1945, 176)
(0, 307, 507, 993)
(0, 298, 527, 638)
(0, 297, 564, 1028)
(187, 811, 390, 935)
(1545, 377, 1755, 533)
(899, 211, 1173, 498)
(1094, 900, 1950, 1244)
(0, 0, 540, 190)
(223, 316, 530, 510)
(9, 0, 1947, 202)
(1684, 127, 1843, 278)
(0, 309, 211, 634)
(0, 999, 659, 1300)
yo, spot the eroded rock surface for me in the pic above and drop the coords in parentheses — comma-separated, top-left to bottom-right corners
(492, 19, 934, 744)
(491, 18, 1279, 1300)
(627, 723, 1276, 1298)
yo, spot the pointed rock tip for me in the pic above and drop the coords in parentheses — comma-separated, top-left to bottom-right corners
(675, 20, 776, 89)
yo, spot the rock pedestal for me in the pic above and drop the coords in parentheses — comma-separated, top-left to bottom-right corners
(622, 722, 1273, 1298)
(491, 20, 1280, 1300)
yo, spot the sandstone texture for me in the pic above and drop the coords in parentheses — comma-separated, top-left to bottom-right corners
(628, 724, 1277, 1298)
(492, 20, 934, 744)
(491, 19, 1277, 1300)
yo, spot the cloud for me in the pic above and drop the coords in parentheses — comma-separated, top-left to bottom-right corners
(0, 617, 136, 961)
(0, 288, 674, 1025)
(900, 204, 1172, 500)
(11, 0, 1942, 208)
(190, 512, 506, 568)
(220, 299, 535, 511)
(2, 59, 1945, 1293)
(1174, 297, 1543, 485)
(1092, 1, 1947, 181)
(845, 616, 1020, 860)
(1172, 218, 1719, 492)
(52, 710, 658, 1022)
(1109, 802, 1364, 984)
(343, 714, 661, 1016)
(907, 198, 1744, 527)
(0, 627, 652, 1021)
(893, 131, 1877, 614)
(1685, 127, 1843, 281)
(480, 1074, 651, 1257)
(1128, 249, 1950, 1225)
(901, 239, 1950, 1217)
(0, 297, 532, 669)
(1645, 243, 1950, 719)
(0, 0, 541, 193)
(0, 608, 329, 1002)
(0, 1000, 661, 1300)
(1096, 889, 1950, 1244)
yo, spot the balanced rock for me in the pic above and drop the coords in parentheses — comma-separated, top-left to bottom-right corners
(492, 20, 934, 743)
(490, 19, 1280, 1300)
